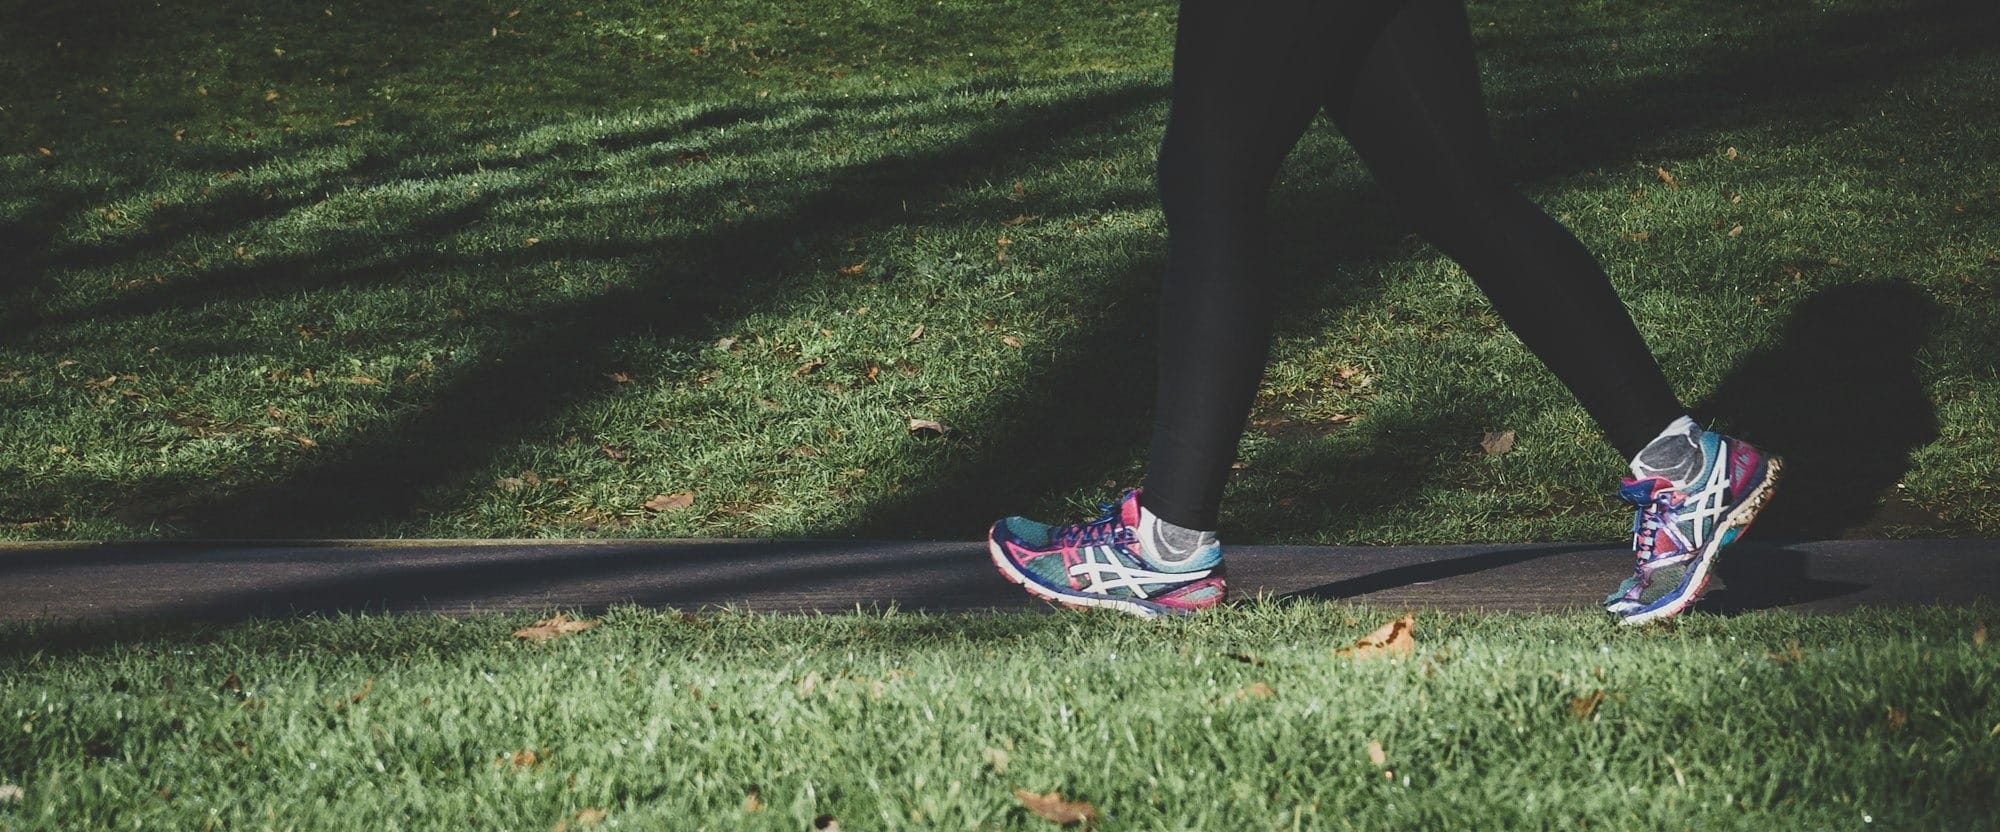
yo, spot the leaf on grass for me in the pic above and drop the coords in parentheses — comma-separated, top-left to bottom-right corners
(1010, 181, 1027, 202)
(496, 476, 526, 492)
(524, 236, 541, 247)
(1480, 430, 1516, 456)
(347, 678, 374, 706)
(37, 147, 54, 157)
(906, 324, 926, 343)
(604, 371, 632, 384)
(553, 808, 606, 831)
(1014, 789, 1097, 826)
(1001, 214, 1038, 226)
(908, 418, 948, 438)
(793, 358, 826, 378)
(1766, 639, 1805, 663)
(1887, 707, 1908, 732)
(865, 362, 881, 382)
(498, 750, 538, 769)
(1001, 335, 1024, 349)
(1727, 224, 1744, 237)
(796, 671, 822, 699)
(1724, 146, 1740, 161)
(715, 336, 737, 351)
(743, 789, 764, 813)
(644, 492, 694, 512)
(512, 614, 596, 643)
(219, 673, 244, 696)
(1976, 621, 1988, 647)
(983, 746, 1011, 773)
(1366, 739, 1387, 766)
(1656, 166, 1680, 189)
(344, 375, 379, 385)
(334, 114, 366, 127)
(838, 262, 867, 277)
(600, 445, 628, 461)
(1232, 682, 1275, 701)
(813, 815, 841, 832)
(1336, 614, 1416, 660)
(0, 784, 20, 803)
(1569, 689, 1606, 720)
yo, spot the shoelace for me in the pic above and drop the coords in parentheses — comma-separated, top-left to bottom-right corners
(1631, 490, 1693, 565)
(1052, 501, 1134, 548)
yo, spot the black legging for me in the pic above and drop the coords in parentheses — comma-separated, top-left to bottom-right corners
(1142, 0, 1684, 530)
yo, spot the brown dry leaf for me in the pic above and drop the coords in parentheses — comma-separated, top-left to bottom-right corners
(334, 114, 365, 127)
(37, 147, 54, 157)
(908, 418, 948, 438)
(793, 358, 825, 377)
(1001, 335, 1023, 349)
(1727, 224, 1744, 237)
(715, 336, 737, 351)
(838, 262, 867, 277)
(500, 750, 538, 769)
(1480, 430, 1517, 456)
(344, 375, 379, 385)
(1569, 689, 1606, 720)
(347, 678, 374, 706)
(524, 236, 541, 247)
(1975, 622, 1988, 647)
(907, 324, 926, 343)
(743, 790, 764, 812)
(1887, 707, 1909, 732)
(1724, 146, 1740, 160)
(1010, 181, 1027, 201)
(600, 445, 628, 461)
(1766, 639, 1805, 663)
(865, 362, 881, 382)
(1656, 166, 1680, 189)
(1336, 614, 1416, 660)
(512, 614, 597, 643)
(1001, 214, 1038, 226)
(296, 435, 319, 449)
(605, 371, 632, 384)
(219, 673, 244, 696)
(1366, 740, 1387, 766)
(553, 808, 607, 831)
(0, 784, 21, 804)
(496, 476, 526, 492)
(1232, 682, 1276, 701)
(1014, 789, 1097, 826)
(644, 492, 695, 512)
(1627, 231, 1651, 242)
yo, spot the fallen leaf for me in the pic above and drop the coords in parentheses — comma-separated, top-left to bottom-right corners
(219, 673, 244, 696)
(1887, 707, 1908, 731)
(1009, 181, 1027, 201)
(715, 337, 737, 351)
(1480, 430, 1516, 456)
(1001, 335, 1023, 348)
(334, 114, 365, 127)
(796, 671, 822, 698)
(600, 445, 628, 461)
(1727, 224, 1744, 237)
(1724, 146, 1740, 160)
(1976, 622, 1987, 647)
(908, 418, 948, 438)
(983, 746, 1011, 773)
(1569, 689, 1606, 720)
(512, 614, 597, 642)
(865, 362, 881, 382)
(0, 784, 20, 803)
(604, 371, 632, 384)
(347, 678, 374, 706)
(813, 815, 841, 832)
(37, 147, 54, 157)
(524, 236, 541, 246)
(501, 750, 538, 769)
(743, 790, 764, 812)
(344, 375, 378, 385)
(1001, 214, 1038, 226)
(1233, 682, 1275, 701)
(553, 808, 606, 831)
(1013, 789, 1097, 826)
(496, 476, 526, 492)
(1766, 638, 1805, 663)
(1336, 614, 1416, 660)
(1366, 740, 1387, 766)
(793, 358, 825, 377)
(838, 262, 866, 277)
(906, 324, 925, 343)
(644, 492, 695, 512)
(1627, 231, 1651, 242)
(1656, 166, 1680, 189)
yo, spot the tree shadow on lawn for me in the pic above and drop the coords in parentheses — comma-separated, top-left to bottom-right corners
(12, 0, 1992, 545)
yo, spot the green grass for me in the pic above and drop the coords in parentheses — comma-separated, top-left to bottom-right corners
(0, 604, 1994, 829)
(3, 0, 1998, 542)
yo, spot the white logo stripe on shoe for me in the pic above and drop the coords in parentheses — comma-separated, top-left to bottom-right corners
(1680, 447, 1734, 548)
(1069, 545, 1211, 599)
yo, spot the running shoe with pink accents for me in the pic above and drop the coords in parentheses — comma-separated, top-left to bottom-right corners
(988, 489, 1227, 618)
(1606, 430, 1783, 625)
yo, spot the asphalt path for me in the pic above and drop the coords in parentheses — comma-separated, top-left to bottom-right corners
(1, 538, 1994, 623)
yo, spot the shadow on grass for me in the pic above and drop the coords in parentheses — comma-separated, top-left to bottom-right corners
(3, 0, 1989, 551)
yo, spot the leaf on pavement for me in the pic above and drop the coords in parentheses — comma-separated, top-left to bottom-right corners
(512, 614, 596, 643)
(1480, 430, 1516, 456)
(1569, 689, 1606, 720)
(644, 492, 694, 512)
(1336, 614, 1415, 660)
(1014, 789, 1097, 826)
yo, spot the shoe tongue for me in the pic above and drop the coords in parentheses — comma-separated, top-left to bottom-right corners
(1619, 477, 1673, 505)
(1120, 489, 1145, 529)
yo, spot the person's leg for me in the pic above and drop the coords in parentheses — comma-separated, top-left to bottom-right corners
(1327, 0, 1781, 624)
(1140, 0, 1363, 532)
(1326, 0, 1684, 460)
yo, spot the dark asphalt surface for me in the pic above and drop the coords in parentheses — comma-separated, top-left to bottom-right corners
(1, 538, 1995, 622)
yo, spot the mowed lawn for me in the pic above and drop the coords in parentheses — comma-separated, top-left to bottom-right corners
(0, 605, 1995, 830)
(2, 0, 1993, 543)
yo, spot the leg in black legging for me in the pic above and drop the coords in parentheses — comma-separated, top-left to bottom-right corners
(1141, 0, 1344, 530)
(1330, 0, 1683, 460)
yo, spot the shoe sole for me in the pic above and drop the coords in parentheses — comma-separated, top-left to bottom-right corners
(1617, 455, 1784, 626)
(986, 535, 1180, 619)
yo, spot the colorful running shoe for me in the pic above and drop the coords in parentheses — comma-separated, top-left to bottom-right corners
(1605, 431, 1782, 625)
(988, 489, 1226, 618)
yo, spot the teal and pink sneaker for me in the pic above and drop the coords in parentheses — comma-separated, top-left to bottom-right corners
(1606, 431, 1783, 625)
(988, 489, 1226, 618)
